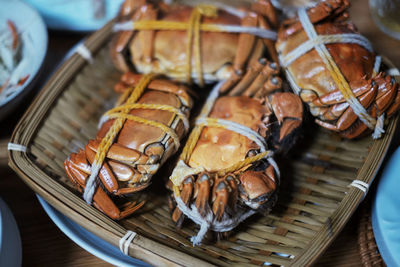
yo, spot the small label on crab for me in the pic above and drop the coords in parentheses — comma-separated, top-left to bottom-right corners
(169, 160, 204, 186)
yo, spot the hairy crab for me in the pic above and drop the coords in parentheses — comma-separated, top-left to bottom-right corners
(65, 73, 193, 220)
(168, 59, 303, 245)
(276, 0, 400, 139)
(110, 0, 279, 86)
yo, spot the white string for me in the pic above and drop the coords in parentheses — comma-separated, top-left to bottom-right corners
(288, 8, 387, 138)
(175, 196, 256, 246)
(195, 117, 268, 152)
(372, 113, 385, 139)
(280, 34, 373, 67)
(113, 22, 277, 40)
(75, 43, 94, 64)
(373, 55, 382, 76)
(119, 230, 137, 255)
(349, 180, 369, 198)
(83, 162, 101, 204)
(8, 143, 27, 153)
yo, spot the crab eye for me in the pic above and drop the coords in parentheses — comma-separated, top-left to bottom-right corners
(269, 62, 278, 70)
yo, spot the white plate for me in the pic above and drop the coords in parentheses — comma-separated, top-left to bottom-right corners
(37, 195, 150, 267)
(0, 0, 47, 119)
(372, 146, 400, 267)
(0, 197, 22, 267)
(23, 0, 124, 31)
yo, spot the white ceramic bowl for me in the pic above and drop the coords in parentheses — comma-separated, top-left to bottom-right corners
(0, 0, 48, 120)
(37, 196, 149, 267)
(23, 0, 124, 31)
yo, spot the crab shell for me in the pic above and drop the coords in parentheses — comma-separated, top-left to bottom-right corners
(276, 0, 400, 138)
(110, 0, 278, 84)
(64, 73, 193, 220)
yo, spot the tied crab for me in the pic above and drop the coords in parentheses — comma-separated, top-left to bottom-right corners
(64, 73, 193, 220)
(110, 0, 279, 86)
(168, 59, 303, 245)
(276, 0, 400, 139)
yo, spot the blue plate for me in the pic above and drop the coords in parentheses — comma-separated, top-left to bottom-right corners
(37, 196, 150, 267)
(23, 0, 124, 31)
(0, 197, 22, 267)
(372, 146, 400, 267)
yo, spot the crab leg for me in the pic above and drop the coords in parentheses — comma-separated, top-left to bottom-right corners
(315, 84, 378, 131)
(115, 72, 193, 106)
(386, 84, 400, 117)
(280, 0, 350, 37)
(374, 76, 397, 111)
(172, 177, 194, 226)
(257, 15, 279, 64)
(65, 159, 145, 220)
(313, 79, 375, 106)
(212, 179, 229, 221)
(88, 139, 149, 165)
(254, 76, 283, 99)
(228, 59, 267, 96)
(242, 62, 280, 97)
(233, 14, 258, 73)
(137, 4, 157, 63)
(252, 0, 278, 28)
(194, 173, 212, 216)
(119, 0, 147, 17)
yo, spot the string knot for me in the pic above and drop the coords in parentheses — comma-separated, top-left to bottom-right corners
(195, 5, 218, 17)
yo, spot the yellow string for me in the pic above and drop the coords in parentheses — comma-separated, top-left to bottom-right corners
(105, 113, 180, 149)
(185, 9, 196, 84)
(93, 74, 157, 166)
(193, 9, 204, 86)
(319, 51, 377, 127)
(130, 5, 217, 85)
(217, 150, 271, 176)
(179, 122, 271, 179)
(104, 103, 189, 130)
(181, 125, 203, 163)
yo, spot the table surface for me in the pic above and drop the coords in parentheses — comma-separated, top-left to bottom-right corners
(1, 0, 399, 266)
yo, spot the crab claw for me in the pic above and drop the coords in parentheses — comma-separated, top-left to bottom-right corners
(64, 156, 145, 220)
(269, 92, 303, 144)
(238, 166, 277, 212)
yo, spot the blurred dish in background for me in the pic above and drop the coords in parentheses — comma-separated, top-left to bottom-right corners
(23, 0, 124, 31)
(369, 0, 400, 40)
(0, 197, 22, 267)
(37, 196, 149, 267)
(0, 0, 47, 120)
(372, 146, 400, 267)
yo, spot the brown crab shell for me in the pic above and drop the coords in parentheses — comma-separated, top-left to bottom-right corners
(276, 21, 376, 108)
(189, 96, 270, 171)
(129, 6, 242, 80)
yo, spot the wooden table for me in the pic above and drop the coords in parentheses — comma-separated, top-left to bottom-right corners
(1, 0, 399, 266)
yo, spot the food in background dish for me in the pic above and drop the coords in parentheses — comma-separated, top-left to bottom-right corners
(0, 20, 30, 102)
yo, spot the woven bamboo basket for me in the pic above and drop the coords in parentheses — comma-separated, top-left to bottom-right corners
(8, 19, 400, 266)
(358, 199, 386, 267)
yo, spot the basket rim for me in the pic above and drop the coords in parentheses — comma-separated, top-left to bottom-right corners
(8, 19, 399, 266)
